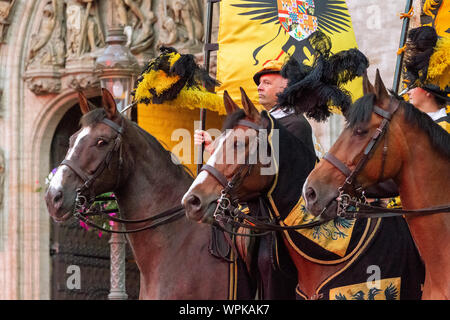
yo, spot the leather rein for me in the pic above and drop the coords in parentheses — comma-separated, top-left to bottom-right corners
(322, 97, 450, 219)
(60, 116, 184, 234)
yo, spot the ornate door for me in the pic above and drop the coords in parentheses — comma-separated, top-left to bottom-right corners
(49, 99, 140, 300)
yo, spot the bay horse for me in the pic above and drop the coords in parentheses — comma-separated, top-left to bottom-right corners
(303, 70, 450, 299)
(183, 87, 424, 300)
(45, 88, 255, 300)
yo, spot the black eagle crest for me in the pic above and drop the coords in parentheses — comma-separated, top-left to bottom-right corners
(231, 0, 352, 63)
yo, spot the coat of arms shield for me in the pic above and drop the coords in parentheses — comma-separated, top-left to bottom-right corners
(277, 0, 318, 41)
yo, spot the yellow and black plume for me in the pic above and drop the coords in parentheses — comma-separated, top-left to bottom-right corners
(403, 26, 450, 101)
(132, 47, 225, 113)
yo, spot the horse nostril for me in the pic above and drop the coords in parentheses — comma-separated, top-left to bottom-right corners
(53, 191, 63, 204)
(305, 187, 317, 203)
(186, 195, 202, 211)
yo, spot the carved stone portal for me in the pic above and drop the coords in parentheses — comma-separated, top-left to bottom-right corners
(23, 0, 210, 95)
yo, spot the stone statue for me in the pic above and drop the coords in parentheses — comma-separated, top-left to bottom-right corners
(157, 0, 203, 52)
(156, 16, 178, 47)
(66, 0, 104, 59)
(172, 0, 203, 47)
(0, 0, 16, 43)
(27, 0, 65, 68)
(114, 0, 156, 53)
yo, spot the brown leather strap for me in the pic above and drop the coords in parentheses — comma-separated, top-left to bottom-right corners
(236, 120, 262, 131)
(61, 159, 91, 182)
(323, 152, 352, 177)
(200, 164, 229, 188)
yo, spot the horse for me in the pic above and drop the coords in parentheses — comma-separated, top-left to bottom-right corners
(303, 70, 450, 300)
(45, 88, 256, 300)
(182, 87, 425, 300)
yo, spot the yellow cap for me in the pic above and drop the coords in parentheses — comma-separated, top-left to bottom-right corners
(253, 59, 284, 85)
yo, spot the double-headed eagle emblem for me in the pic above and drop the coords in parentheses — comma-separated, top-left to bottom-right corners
(232, 0, 352, 63)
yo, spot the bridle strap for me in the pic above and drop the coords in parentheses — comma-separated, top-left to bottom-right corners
(61, 117, 124, 197)
(102, 118, 124, 134)
(323, 152, 352, 177)
(200, 164, 229, 188)
(61, 159, 92, 182)
(200, 119, 263, 190)
(236, 120, 262, 131)
(324, 99, 401, 188)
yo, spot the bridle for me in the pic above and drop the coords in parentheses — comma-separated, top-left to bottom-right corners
(323, 97, 450, 219)
(200, 118, 332, 236)
(322, 97, 400, 217)
(60, 116, 184, 234)
(200, 120, 261, 223)
(62, 117, 125, 210)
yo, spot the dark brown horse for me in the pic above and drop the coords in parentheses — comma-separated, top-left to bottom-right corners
(183, 87, 424, 300)
(45, 89, 255, 299)
(303, 71, 450, 299)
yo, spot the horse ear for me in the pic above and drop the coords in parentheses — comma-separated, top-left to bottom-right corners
(78, 91, 92, 114)
(374, 69, 390, 104)
(101, 88, 118, 119)
(240, 87, 260, 121)
(362, 71, 374, 95)
(223, 90, 240, 115)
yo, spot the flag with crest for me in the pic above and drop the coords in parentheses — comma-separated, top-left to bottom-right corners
(216, 0, 363, 108)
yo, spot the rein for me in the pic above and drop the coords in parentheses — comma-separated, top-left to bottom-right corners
(61, 116, 185, 234)
(323, 98, 450, 219)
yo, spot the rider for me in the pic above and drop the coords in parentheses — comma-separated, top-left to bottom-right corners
(404, 26, 450, 131)
(389, 26, 450, 209)
(194, 58, 322, 160)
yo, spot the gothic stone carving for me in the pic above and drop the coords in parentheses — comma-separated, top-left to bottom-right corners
(114, 0, 157, 54)
(0, 0, 16, 44)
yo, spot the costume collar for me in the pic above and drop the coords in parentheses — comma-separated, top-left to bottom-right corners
(269, 106, 295, 119)
(427, 108, 446, 121)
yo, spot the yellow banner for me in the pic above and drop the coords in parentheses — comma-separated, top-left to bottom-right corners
(216, 0, 363, 109)
(424, 0, 450, 38)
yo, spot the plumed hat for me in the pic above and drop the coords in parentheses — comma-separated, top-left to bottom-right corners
(403, 26, 450, 102)
(132, 47, 225, 114)
(277, 31, 369, 122)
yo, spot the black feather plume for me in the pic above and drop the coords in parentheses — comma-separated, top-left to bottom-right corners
(278, 31, 369, 122)
(403, 26, 438, 87)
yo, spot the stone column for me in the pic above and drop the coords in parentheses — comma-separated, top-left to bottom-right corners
(108, 223, 128, 300)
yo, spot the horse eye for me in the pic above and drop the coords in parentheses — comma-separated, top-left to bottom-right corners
(97, 139, 108, 147)
(354, 128, 368, 136)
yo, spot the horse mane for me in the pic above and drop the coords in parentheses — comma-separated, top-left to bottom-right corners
(80, 108, 194, 179)
(345, 93, 450, 158)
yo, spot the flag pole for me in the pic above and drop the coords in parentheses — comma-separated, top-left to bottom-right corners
(393, 0, 413, 94)
(197, 0, 216, 174)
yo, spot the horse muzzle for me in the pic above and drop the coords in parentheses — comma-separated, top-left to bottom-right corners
(45, 186, 74, 222)
(303, 181, 340, 219)
(182, 192, 218, 224)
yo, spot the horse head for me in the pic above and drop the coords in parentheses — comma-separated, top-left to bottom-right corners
(182, 88, 274, 223)
(303, 69, 403, 218)
(45, 89, 126, 222)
